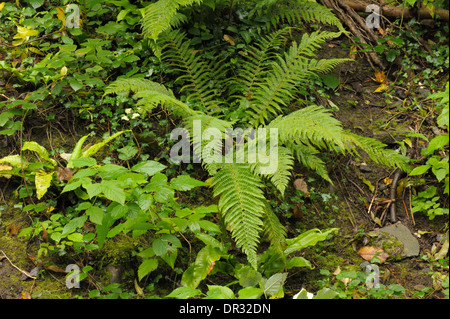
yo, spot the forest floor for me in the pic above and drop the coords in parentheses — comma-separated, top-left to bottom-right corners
(0, 23, 448, 299)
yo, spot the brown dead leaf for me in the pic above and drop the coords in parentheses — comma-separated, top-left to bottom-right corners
(349, 45, 357, 59)
(7, 224, 19, 237)
(293, 203, 304, 219)
(46, 265, 68, 273)
(373, 69, 386, 83)
(357, 246, 389, 263)
(378, 27, 387, 37)
(294, 178, 309, 194)
(57, 167, 74, 182)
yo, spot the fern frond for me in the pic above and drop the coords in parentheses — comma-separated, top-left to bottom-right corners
(161, 30, 224, 114)
(269, 104, 344, 151)
(285, 141, 332, 183)
(250, 145, 294, 197)
(211, 162, 266, 268)
(342, 131, 411, 172)
(261, 202, 287, 253)
(233, 27, 291, 98)
(142, 0, 202, 40)
(105, 78, 198, 118)
(247, 31, 347, 126)
(271, 0, 344, 31)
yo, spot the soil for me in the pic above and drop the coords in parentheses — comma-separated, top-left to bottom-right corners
(0, 30, 448, 299)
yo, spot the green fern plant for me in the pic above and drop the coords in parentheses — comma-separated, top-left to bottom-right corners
(107, 4, 410, 268)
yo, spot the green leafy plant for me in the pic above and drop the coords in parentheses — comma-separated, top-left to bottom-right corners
(409, 82, 449, 219)
(106, 4, 410, 268)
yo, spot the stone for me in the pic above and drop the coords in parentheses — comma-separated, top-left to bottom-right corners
(373, 222, 420, 260)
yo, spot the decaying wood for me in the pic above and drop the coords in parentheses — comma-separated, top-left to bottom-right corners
(341, 0, 449, 21)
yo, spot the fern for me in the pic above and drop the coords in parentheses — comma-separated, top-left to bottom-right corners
(161, 30, 225, 114)
(211, 162, 266, 268)
(245, 31, 349, 126)
(142, 0, 203, 40)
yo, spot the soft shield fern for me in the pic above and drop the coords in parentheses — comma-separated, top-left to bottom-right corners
(105, 1, 410, 269)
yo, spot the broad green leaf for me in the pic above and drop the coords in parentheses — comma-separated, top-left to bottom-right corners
(284, 228, 338, 256)
(422, 135, 449, 156)
(181, 245, 224, 288)
(0, 155, 29, 168)
(70, 157, 97, 168)
(236, 266, 262, 288)
(170, 175, 206, 191)
(85, 183, 103, 199)
(67, 135, 88, 168)
(69, 78, 83, 92)
(263, 272, 287, 298)
(166, 287, 202, 299)
(100, 180, 126, 205)
(82, 131, 129, 158)
(409, 164, 430, 176)
(131, 160, 166, 176)
(22, 141, 57, 166)
(96, 212, 114, 248)
(86, 206, 104, 225)
(205, 285, 235, 299)
(35, 170, 54, 200)
(313, 288, 338, 299)
(62, 215, 87, 236)
(138, 258, 158, 281)
(286, 256, 313, 269)
(67, 233, 84, 242)
(237, 287, 264, 299)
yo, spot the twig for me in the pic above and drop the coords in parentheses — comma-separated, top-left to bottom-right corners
(0, 250, 37, 280)
(389, 168, 403, 223)
(0, 30, 62, 48)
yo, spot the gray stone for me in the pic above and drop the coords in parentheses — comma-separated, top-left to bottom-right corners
(373, 222, 420, 259)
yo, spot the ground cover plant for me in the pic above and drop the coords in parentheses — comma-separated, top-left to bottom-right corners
(0, 0, 448, 300)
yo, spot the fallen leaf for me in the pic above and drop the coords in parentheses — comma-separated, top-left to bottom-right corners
(374, 69, 386, 83)
(46, 265, 68, 273)
(349, 45, 357, 59)
(384, 176, 393, 186)
(357, 246, 389, 263)
(41, 225, 48, 242)
(223, 34, 235, 46)
(21, 291, 31, 299)
(294, 178, 309, 194)
(374, 83, 388, 93)
(7, 224, 19, 237)
(378, 27, 386, 36)
(293, 203, 304, 219)
(134, 278, 144, 296)
(57, 167, 74, 182)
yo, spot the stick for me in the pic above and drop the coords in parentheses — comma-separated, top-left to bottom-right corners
(0, 250, 37, 280)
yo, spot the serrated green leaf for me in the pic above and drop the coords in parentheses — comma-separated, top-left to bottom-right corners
(138, 258, 158, 281)
(166, 286, 202, 299)
(131, 160, 166, 176)
(170, 175, 206, 191)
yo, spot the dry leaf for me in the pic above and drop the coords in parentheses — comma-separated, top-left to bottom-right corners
(293, 203, 304, 219)
(7, 224, 19, 237)
(384, 176, 393, 186)
(374, 83, 388, 93)
(294, 178, 309, 194)
(373, 69, 386, 83)
(21, 291, 31, 299)
(57, 167, 74, 182)
(349, 45, 357, 59)
(378, 27, 386, 36)
(357, 246, 389, 263)
(46, 265, 68, 273)
(223, 34, 235, 46)
(134, 278, 144, 296)
(0, 164, 12, 171)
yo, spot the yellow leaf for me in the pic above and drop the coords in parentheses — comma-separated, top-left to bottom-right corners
(223, 34, 235, 46)
(374, 69, 386, 83)
(14, 26, 39, 39)
(349, 45, 357, 59)
(0, 164, 12, 171)
(56, 7, 66, 28)
(361, 177, 375, 192)
(384, 176, 393, 186)
(0, 3, 5, 12)
(60, 66, 68, 77)
(35, 170, 54, 200)
(28, 46, 44, 56)
(374, 83, 388, 93)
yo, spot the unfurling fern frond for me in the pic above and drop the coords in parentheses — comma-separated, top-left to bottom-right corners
(342, 131, 411, 172)
(161, 30, 224, 114)
(142, 0, 203, 40)
(211, 162, 266, 268)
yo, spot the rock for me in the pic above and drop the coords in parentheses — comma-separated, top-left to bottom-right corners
(373, 222, 420, 260)
(106, 265, 123, 284)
